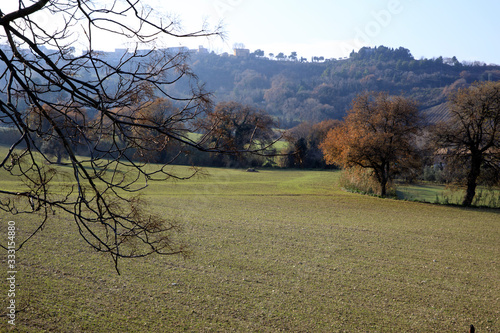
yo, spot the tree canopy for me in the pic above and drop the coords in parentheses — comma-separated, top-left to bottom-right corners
(200, 101, 277, 167)
(320, 92, 423, 196)
(432, 81, 500, 206)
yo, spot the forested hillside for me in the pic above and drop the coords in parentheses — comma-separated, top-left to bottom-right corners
(1, 44, 498, 129)
(187, 46, 500, 127)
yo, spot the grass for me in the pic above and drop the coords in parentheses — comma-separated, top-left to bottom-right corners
(397, 183, 500, 207)
(0, 166, 499, 332)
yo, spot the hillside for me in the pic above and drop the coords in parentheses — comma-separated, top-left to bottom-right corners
(423, 102, 451, 124)
(186, 46, 500, 127)
(1, 44, 497, 128)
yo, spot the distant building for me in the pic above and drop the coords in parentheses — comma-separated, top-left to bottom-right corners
(197, 46, 209, 54)
(233, 48, 250, 57)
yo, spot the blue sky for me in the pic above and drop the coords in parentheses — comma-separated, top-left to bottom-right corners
(152, 0, 500, 64)
(2, 1, 499, 64)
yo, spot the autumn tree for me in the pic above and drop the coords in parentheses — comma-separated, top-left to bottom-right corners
(0, 0, 233, 272)
(27, 103, 89, 164)
(128, 97, 185, 163)
(320, 92, 423, 196)
(432, 81, 500, 206)
(201, 101, 277, 167)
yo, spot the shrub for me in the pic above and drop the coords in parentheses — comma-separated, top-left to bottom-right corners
(339, 166, 396, 197)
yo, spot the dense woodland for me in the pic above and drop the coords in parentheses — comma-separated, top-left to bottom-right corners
(1, 44, 499, 127)
(186, 46, 500, 126)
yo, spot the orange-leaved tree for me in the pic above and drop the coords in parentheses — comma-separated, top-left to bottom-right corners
(320, 92, 423, 196)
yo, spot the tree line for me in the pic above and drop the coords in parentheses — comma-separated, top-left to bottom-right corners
(1, 79, 498, 208)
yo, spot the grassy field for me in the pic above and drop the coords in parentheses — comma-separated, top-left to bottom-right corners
(0, 166, 499, 332)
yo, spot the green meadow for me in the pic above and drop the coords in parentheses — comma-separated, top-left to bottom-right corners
(397, 183, 500, 208)
(0, 166, 499, 332)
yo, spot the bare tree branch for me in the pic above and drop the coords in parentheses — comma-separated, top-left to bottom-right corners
(0, 0, 234, 273)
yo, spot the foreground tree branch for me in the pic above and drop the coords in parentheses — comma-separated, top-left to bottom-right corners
(0, 1, 244, 273)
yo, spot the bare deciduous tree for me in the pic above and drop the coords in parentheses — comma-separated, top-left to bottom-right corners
(198, 101, 278, 167)
(0, 0, 231, 272)
(432, 81, 500, 206)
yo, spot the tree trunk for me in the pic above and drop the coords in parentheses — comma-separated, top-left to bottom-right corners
(380, 179, 387, 197)
(380, 162, 390, 197)
(462, 154, 482, 206)
(56, 151, 63, 165)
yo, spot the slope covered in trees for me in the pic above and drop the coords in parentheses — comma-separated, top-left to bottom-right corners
(186, 46, 500, 127)
(1, 44, 497, 129)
